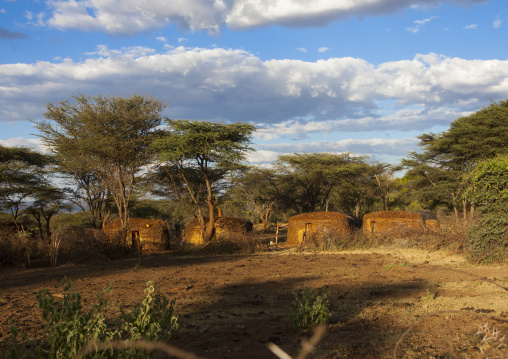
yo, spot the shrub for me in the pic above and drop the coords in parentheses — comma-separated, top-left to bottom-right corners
(290, 286, 331, 333)
(462, 155, 508, 263)
(7, 278, 178, 358)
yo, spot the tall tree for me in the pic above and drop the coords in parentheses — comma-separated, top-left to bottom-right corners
(35, 93, 166, 237)
(152, 120, 255, 242)
(402, 99, 508, 217)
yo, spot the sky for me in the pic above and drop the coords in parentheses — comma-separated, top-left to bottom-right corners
(1, 0, 507, 166)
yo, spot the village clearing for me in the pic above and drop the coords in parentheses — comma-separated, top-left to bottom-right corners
(0, 248, 507, 358)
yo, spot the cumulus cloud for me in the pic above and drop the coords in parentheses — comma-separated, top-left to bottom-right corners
(42, 0, 488, 34)
(465, 24, 478, 29)
(0, 138, 46, 152)
(297, 47, 307, 53)
(247, 138, 419, 164)
(1, 47, 507, 129)
(318, 47, 329, 53)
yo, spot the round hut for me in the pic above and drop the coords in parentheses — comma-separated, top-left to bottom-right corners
(103, 218, 171, 250)
(183, 216, 253, 244)
(287, 212, 352, 246)
(362, 211, 440, 237)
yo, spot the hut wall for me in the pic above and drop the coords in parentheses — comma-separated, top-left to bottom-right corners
(287, 212, 351, 245)
(362, 211, 439, 237)
(184, 216, 253, 244)
(103, 218, 170, 250)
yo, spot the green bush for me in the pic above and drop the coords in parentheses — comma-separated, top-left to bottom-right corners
(462, 155, 508, 263)
(290, 286, 331, 333)
(7, 278, 178, 358)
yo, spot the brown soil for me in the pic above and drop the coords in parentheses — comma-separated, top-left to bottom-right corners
(0, 247, 507, 358)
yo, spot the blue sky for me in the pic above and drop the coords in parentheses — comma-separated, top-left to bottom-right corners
(1, 0, 507, 165)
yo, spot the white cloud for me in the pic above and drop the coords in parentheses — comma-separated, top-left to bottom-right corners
(493, 16, 502, 29)
(1, 47, 507, 137)
(465, 24, 478, 30)
(407, 16, 438, 33)
(297, 47, 307, 53)
(1, 9, 6, 14)
(0, 138, 47, 152)
(318, 47, 329, 53)
(42, 0, 488, 35)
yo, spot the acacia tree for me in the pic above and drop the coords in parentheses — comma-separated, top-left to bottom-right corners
(402, 99, 508, 218)
(231, 167, 279, 232)
(273, 152, 372, 214)
(0, 145, 52, 222)
(35, 93, 166, 238)
(152, 120, 255, 242)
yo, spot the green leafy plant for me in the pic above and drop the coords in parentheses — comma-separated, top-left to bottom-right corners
(7, 278, 178, 359)
(290, 286, 331, 333)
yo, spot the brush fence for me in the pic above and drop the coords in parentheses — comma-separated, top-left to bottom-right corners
(287, 212, 352, 245)
(362, 211, 440, 237)
(103, 218, 170, 250)
(184, 216, 253, 244)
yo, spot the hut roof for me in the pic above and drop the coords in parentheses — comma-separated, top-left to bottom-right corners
(289, 211, 349, 222)
(363, 211, 423, 221)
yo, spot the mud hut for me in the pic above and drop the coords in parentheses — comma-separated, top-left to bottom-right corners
(103, 218, 170, 250)
(287, 212, 352, 246)
(183, 216, 253, 244)
(362, 211, 440, 237)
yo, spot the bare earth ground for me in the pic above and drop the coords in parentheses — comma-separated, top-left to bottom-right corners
(0, 247, 507, 358)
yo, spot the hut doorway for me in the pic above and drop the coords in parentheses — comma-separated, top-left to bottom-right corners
(370, 221, 376, 233)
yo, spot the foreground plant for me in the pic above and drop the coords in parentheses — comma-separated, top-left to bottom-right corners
(8, 278, 178, 359)
(290, 286, 331, 333)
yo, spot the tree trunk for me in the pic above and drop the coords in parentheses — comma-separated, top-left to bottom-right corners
(203, 198, 215, 242)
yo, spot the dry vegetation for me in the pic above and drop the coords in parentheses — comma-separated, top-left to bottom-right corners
(0, 217, 507, 358)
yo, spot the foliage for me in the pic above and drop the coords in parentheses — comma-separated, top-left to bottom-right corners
(462, 155, 508, 262)
(274, 152, 377, 216)
(35, 93, 166, 232)
(7, 278, 177, 359)
(230, 167, 279, 231)
(401, 99, 508, 216)
(290, 286, 331, 333)
(0, 145, 53, 221)
(152, 119, 256, 242)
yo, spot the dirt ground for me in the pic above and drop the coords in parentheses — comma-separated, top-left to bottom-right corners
(0, 247, 507, 359)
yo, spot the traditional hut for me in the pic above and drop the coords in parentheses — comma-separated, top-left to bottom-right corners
(183, 216, 253, 244)
(362, 211, 440, 237)
(287, 212, 352, 245)
(103, 218, 171, 250)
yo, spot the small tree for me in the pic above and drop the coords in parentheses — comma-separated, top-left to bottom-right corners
(153, 120, 255, 242)
(35, 93, 166, 239)
(0, 145, 52, 222)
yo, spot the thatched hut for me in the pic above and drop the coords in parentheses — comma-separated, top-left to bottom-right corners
(362, 211, 440, 237)
(287, 212, 352, 245)
(183, 216, 253, 244)
(103, 218, 170, 250)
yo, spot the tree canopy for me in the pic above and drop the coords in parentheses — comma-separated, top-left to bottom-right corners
(152, 119, 256, 242)
(35, 93, 166, 233)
